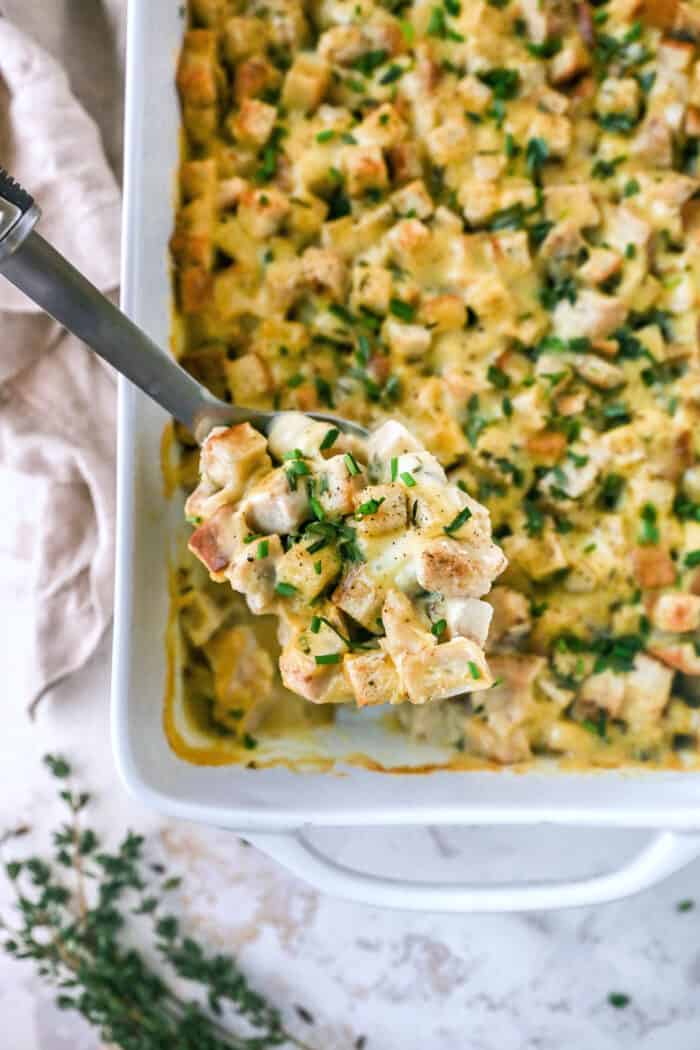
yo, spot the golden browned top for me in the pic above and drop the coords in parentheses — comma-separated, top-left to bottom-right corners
(171, 0, 700, 767)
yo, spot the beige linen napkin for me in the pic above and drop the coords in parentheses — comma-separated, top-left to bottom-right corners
(0, 19, 121, 712)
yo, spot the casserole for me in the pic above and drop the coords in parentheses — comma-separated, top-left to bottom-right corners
(114, 0, 700, 911)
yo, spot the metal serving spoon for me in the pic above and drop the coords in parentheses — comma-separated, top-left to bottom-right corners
(0, 169, 368, 444)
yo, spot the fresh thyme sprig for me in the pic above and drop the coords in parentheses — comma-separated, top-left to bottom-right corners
(1, 755, 317, 1050)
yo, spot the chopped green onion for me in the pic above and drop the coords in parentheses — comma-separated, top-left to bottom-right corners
(390, 456, 399, 482)
(468, 661, 481, 680)
(316, 129, 335, 143)
(314, 560, 323, 575)
(274, 581, 298, 597)
(315, 652, 342, 665)
(400, 471, 416, 487)
(242, 733, 258, 749)
(344, 452, 361, 476)
(685, 550, 700, 568)
(431, 619, 447, 638)
(444, 506, 472, 535)
(243, 533, 260, 544)
(357, 497, 385, 517)
(320, 427, 340, 451)
(256, 540, 269, 560)
(389, 298, 416, 322)
(311, 615, 322, 634)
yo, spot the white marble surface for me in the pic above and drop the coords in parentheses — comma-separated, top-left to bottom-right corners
(4, 3, 700, 1047)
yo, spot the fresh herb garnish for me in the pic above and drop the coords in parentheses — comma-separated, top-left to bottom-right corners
(389, 298, 416, 322)
(320, 427, 340, 451)
(445, 507, 473, 534)
(315, 652, 342, 665)
(432, 619, 447, 637)
(274, 581, 298, 597)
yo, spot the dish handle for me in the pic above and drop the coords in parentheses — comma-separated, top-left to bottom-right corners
(245, 829, 700, 912)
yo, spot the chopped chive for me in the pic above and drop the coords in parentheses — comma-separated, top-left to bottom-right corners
(316, 129, 335, 143)
(685, 550, 700, 567)
(320, 427, 340, 450)
(274, 581, 298, 597)
(314, 560, 323, 574)
(390, 456, 399, 482)
(400, 471, 416, 487)
(444, 506, 472, 535)
(287, 372, 304, 388)
(311, 615, 322, 633)
(357, 497, 385, 517)
(242, 733, 258, 749)
(468, 661, 481, 680)
(256, 540, 269, 559)
(315, 652, 342, 665)
(608, 993, 630, 1010)
(344, 452, 361, 476)
(389, 298, 416, 322)
(431, 619, 447, 638)
(677, 899, 695, 912)
(309, 495, 325, 521)
(283, 448, 303, 460)
(243, 533, 260, 544)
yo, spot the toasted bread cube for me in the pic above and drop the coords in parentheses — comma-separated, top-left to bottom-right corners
(227, 534, 284, 614)
(631, 547, 677, 589)
(419, 294, 467, 332)
(355, 483, 408, 536)
(443, 597, 494, 647)
(237, 187, 290, 239)
(622, 653, 674, 730)
(279, 623, 348, 703)
(198, 423, 269, 492)
(649, 593, 700, 633)
(344, 650, 402, 707)
(573, 354, 625, 390)
(553, 290, 627, 340)
(351, 264, 393, 315)
(401, 637, 492, 704)
(545, 184, 599, 227)
(354, 103, 407, 148)
(188, 506, 248, 580)
(387, 141, 422, 183)
(314, 454, 365, 516)
(180, 589, 232, 647)
(649, 641, 700, 675)
(231, 98, 277, 146)
(333, 565, 386, 632)
(383, 319, 432, 360)
(276, 542, 342, 602)
(224, 353, 272, 405)
(381, 589, 435, 661)
(342, 145, 389, 196)
(579, 248, 623, 287)
(457, 74, 493, 112)
(242, 467, 309, 535)
(222, 16, 268, 62)
(550, 36, 592, 84)
(504, 529, 568, 582)
(385, 218, 431, 263)
(417, 538, 506, 598)
(301, 247, 348, 301)
(177, 31, 218, 106)
(283, 53, 330, 111)
(390, 179, 434, 220)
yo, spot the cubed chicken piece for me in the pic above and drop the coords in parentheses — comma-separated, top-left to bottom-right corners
(282, 53, 330, 111)
(227, 534, 284, 614)
(540, 219, 584, 266)
(487, 586, 531, 645)
(384, 218, 432, 263)
(443, 597, 494, 647)
(267, 412, 334, 461)
(649, 641, 700, 674)
(427, 120, 473, 167)
(231, 98, 277, 146)
(316, 454, 366, 517)
(621, 653, 674, 730)
(420, 294, 467, 332)
(388, 141, 423, 184)
(237, 187, 291, 239)
(188, 506, 248, 579)
(354, 103, 407, 148)
(457, 74, 493, 112)
(301, 247, 347, 301)
(242, 467, 309, 535)
(550, 36, 591, 85)
(351, 264, 393, 314)
(573, 354, 625, 390)
(383, 319, 432, 360)
(224, 353, 272, 405)
(222, 16, 267, 62)
(341, 145, 389, 196)
(207, 624, 276, 731)
(631, 546, 677, 588)
(528, 111, 572, 157)
(416, 538, 507, 598)
(180, 589, 232, 647)
(177, 30, 218, 106)
(368, 420, 423, 462)
(580, 249, 623, 286)
(333, 565, 386, 632)
(596, 76, 640, 117)
(355, 483, 408, 536)
(603, 204, 652, 250)
(275, 542, 342, 602)
(217, 175, 248, 210)
(400, 637, 492, 704)
(631, 116, 673, 167)
(649, 593, 700, 632)
(381, 589, 435, 661)
(553, 290, 627, 341)
(580, 669, 626, 717)
(545, 184, 599, 227)
(482, 653, 544, 735)
(199, 424, 268, 491)
(464, 721, 532, 764)
(390, 180, 434, 219)
(344, 649, 403, 707)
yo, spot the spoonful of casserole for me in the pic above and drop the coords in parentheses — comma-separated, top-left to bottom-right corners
(186, 414, 507, 707)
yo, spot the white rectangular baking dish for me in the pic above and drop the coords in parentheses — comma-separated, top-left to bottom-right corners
(113, 0, 700, 911)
